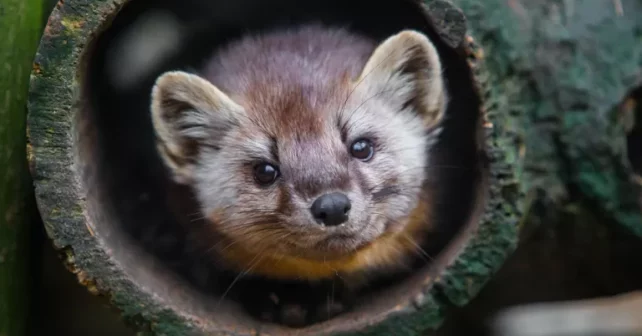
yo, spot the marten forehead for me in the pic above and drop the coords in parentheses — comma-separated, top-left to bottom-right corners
(236, 79, 351, 139)
(229, 85, 353, 162)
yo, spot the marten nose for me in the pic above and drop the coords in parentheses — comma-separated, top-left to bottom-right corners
(310, 192, 351, 226)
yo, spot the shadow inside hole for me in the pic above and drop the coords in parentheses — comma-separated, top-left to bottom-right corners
(626, 87, 642, 176)
(77, 0, 484, 332)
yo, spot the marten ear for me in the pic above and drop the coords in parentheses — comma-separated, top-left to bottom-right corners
(151, 71, 244, 184)
(357, 30, 447, 128)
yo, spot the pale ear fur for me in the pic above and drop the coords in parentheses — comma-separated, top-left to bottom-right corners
(357, 30, 447, 128)
(150, 71, 244, 184)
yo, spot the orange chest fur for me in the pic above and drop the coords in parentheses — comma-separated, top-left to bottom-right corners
(216, 200, 432, 281)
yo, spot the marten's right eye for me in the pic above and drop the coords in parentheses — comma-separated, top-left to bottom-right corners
(350, 139, 375, 161)
(253, 162, 280, 185)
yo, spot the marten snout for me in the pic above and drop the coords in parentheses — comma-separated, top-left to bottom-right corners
(310, 192, 352, 226)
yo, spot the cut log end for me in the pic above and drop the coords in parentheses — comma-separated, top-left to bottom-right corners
(27, 0, 522, 335)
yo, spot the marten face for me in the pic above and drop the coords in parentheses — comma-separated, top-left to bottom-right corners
(151, 28, 447, 264)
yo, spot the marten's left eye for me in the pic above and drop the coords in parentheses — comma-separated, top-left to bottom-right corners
(350, 139, 374, 161)
(254, 162, 280, 185)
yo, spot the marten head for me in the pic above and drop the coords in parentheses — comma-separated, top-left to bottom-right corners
(150, 28, 447, 272)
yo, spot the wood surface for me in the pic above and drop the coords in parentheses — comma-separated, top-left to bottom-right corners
(26, 0, 642, 335)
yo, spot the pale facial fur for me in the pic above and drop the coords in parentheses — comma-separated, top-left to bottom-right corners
(151, 25, 447, 266)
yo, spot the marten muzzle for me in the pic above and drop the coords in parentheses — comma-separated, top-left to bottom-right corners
(310, 192, 352, 226)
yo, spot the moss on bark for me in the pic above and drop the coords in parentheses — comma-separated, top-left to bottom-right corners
(453, 0, 642, 235)
(27, 0, 642, 335)
(430, 1, 642, 334)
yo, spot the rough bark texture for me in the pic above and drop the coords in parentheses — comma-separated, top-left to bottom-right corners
(454, 0, 642, 233)
(26, 0, 524, 335)
(429, 1, 642, 335)
(25, 0, 642, 335)
(0, 0, 43, 335)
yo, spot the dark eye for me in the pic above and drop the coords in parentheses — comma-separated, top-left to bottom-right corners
(350, 139, 374, 161)
(253, 162, 280, 185)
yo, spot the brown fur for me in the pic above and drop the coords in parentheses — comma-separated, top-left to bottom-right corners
(150, 25, 447, 283)
(212, 195, 433, 281)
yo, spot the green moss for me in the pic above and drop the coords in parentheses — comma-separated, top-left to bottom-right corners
(454, 0, 642, 235)
(25, 0, 529, 335)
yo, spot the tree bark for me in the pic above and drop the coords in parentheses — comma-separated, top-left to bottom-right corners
(453, 0, 642, 233)
(432, 1, 642, 335)
(0, 0, 43, 335)
(24, 0, 642, 335)
(25, 0, 526, 334)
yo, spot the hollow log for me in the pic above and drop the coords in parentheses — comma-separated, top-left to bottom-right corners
(27, 0, 523, 335)
(455, 0, 642, 233)
(424, 1, 642, 335)
(0, 0, 43, 335)
(451, 0, 642, 300)
(27, 0, 642, 335)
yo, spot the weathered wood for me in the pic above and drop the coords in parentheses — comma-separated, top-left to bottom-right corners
(433, 197, 642, 336)
(26, 0, 525, 335)
(0, 0, 43, 334)
(423, 1, 642, 335)
(455, 0, 642, 233)
(452, 0, 642, 302)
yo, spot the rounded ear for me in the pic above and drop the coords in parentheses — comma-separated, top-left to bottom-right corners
(150, 71, 245, 184)
(356, 30, 447, 129)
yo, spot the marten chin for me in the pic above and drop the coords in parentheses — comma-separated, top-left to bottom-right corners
(150, 23, 448, 327)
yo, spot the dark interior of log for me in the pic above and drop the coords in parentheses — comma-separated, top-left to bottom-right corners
(77, 0, 485, 333)
(626, 87, 642, 176)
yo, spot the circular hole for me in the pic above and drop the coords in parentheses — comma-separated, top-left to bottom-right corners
(71, 0, 485, 333)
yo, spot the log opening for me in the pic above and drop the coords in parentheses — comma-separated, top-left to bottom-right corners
(27, 0, 520, 334)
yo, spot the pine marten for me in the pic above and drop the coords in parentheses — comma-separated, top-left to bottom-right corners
(149, 24, 448, 327)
